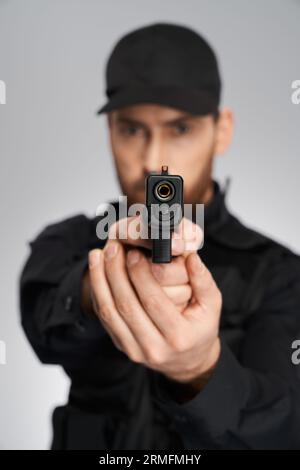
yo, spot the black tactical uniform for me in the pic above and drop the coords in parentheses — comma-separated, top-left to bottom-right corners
(19, 179, 300, 449)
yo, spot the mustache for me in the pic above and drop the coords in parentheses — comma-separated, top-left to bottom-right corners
(133, 182, 146, 191)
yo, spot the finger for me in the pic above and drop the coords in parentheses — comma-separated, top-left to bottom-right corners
(162, 284, 192, 305)
(150, 255, 189, 286)
(177, 301, 190, 313)
(88, 249, 144, 362)
(109, 214, 200, 257)
(108, 215, 152, 250)
(101, 319, 123, 351)
(185, 252, 221, 315)
(103, 240, 166, 355)
(172, 217, 203, 256)
(126, 249, 187, 341)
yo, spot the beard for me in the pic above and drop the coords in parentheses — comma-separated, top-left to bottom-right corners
(117, 150, 215, 209)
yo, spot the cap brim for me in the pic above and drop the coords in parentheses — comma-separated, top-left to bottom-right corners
(96, 85, 218, 116)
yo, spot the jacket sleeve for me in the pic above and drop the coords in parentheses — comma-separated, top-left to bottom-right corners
(154, 248, 300, 449)
(19, 214, 108, 369)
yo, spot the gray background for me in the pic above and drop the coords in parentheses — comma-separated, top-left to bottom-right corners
(0, 0, 299, 450)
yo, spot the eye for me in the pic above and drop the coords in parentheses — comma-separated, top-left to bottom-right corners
(120, 125, 142, 136)
(172, 122, 191, 135)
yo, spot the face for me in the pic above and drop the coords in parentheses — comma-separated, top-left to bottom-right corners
(107, 104, 233, 207)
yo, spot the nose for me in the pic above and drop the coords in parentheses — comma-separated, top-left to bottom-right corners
(143, 134, 166, 174)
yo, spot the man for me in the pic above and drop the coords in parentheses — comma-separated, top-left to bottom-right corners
(19, 23, 300, 450)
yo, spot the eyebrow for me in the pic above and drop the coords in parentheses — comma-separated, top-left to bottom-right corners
(115, 112, 195, 127)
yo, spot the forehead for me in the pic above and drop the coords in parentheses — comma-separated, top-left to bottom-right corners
(110, 104, 200, 126)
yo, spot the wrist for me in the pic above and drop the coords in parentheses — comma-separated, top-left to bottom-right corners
(197, 337, 221, 378)
(185, 337, 221, 387)
(162, 338, 221, 404)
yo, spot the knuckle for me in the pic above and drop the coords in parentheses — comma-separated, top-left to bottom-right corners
(144, 293, 161, 312)
(146, 349, 165, 367)
(169, 335, 189, 353)
(100, 304, 113, 324)
(129, 351, 144, 364)
(115, 298, 134, 318)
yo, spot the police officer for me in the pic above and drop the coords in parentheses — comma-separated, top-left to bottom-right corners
(19, 23, 300, 450)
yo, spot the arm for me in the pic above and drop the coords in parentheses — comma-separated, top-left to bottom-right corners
(19, 214, 108, 369)
(154, 249, 300, 449)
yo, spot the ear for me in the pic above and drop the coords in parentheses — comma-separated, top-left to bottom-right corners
(213, 107, 234, 155)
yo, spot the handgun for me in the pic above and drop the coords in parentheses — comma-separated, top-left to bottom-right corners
(145, 165, 184, 263)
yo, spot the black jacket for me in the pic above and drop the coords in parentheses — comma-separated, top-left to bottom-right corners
(19, 180, 300, 450)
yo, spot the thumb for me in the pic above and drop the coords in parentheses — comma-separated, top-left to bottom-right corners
(172, 217, 203, 257)
(185, 252, 221, 310)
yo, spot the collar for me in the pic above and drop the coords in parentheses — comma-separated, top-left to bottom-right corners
(202, 177, 269, 249)
(96, 175, 268, 250)
(103, 177, 232, 236)
(202, 177, 231, 236)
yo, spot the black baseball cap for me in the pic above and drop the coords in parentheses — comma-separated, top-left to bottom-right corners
(96, 22, 221, 116)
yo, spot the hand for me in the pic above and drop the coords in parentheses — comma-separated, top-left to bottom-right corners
(150, 255, 191, 313)
(108, 214, 203, 313)
(88, 241, 222, 385)
(107, 213, 203, 257)
(81, 216, 200, 318)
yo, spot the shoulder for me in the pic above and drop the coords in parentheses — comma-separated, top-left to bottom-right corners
(29, 206, 114, 252)
(29, 213, 94, 252)
(210, 210, 299, 258)
(209, 210, 300, 292)
(207, 209, 300, 319)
